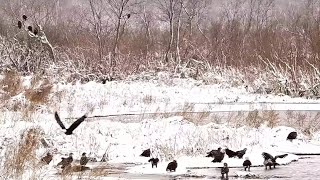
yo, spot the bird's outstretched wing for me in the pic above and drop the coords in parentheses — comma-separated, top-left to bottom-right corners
(206, 149, 220, 157)
(275, 154, 288, 159)
(226, 148, 237, 157)
(67, 115, 87, 133)
(54, 112, 66, 129)
(140, 149, 151, 157)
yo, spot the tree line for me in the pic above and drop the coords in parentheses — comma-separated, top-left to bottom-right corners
(0, 0, 319, 84)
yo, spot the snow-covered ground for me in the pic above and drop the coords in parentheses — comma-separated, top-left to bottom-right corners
(0, 75, 320, 179)
(16, 73, 320, 118)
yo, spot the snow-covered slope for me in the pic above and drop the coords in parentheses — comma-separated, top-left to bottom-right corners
(13, 75, 320, 118)
(0, 76, 320, 179)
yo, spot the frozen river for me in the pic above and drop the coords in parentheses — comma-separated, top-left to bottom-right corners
(106, 155, 319, 180)
(90, 107, 320, 179)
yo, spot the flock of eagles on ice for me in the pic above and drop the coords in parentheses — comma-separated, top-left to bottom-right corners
(38, 111, 298, 179)
(16, 14, 298, 179)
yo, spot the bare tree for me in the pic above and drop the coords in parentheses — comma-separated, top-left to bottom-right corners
(106, 0, 141, 76)
(139, 3, 153, 53)
(88, 0, 105, 62)
(171, 0, 181, 64)
(156, 0, 178, 63)
(180, 0, 210, 38)
(180, 0, 211, 59)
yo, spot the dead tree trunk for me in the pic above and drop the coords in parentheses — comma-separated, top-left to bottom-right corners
(164, 0, 175, 64)
(175, 1, 183, 63)
(89, 0, 104, 63)
(109, 0, 130, 78)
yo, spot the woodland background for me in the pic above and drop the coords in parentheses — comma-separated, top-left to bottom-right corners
(0, 0, 320, 97)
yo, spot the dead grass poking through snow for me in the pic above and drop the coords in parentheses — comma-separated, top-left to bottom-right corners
(58, 164, 111, 180)
(261, 111, 280, 128)
(182, 111, 211, 125)
(243, 110, 280, 128)
(284, 111, 320, 136)
(0, 71, 54, 115)
(3, 128, 43, 179)
(25, 78, 53, 105)
(175, 102, 211, 125)
(87, 168, 110, 179)
(154, 142, 176, 161)
(244, 110, 262, 128)
(142, 94, 153, 104)
(0, 70, 23, 97)
(21, 104, 38, 121)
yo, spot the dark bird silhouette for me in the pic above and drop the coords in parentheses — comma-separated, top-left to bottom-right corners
(80, 152, 89, 166)
(57, 153, 73, 169)
(148, 158, 159, 168)
(225, 148, 247, 158)
(27, 26, 32, 32)
(243, 158, 252, 171)
(221, 163, 229, 179)
(18, 21, 22, 29)
(127, 13, 131, 19)
(33, 28, 38, 35)
(275, 154, 289, 159)
(41, 152, 53, 165)
(287, 132, 297, 141)
(79, 152, 89, 171)
(166, 160, 177, 172)
(140, 148, 151, 157)
(225, 148, 237, 158)
(206, 147, 225, 163)
(54, 112, 87, 135)
(262, 152, 288, 170)
(206, 147, 221, 157)
(22, 15, 27, 21)
(236, 148, 247, 159)
(101, 153, 107, 162)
